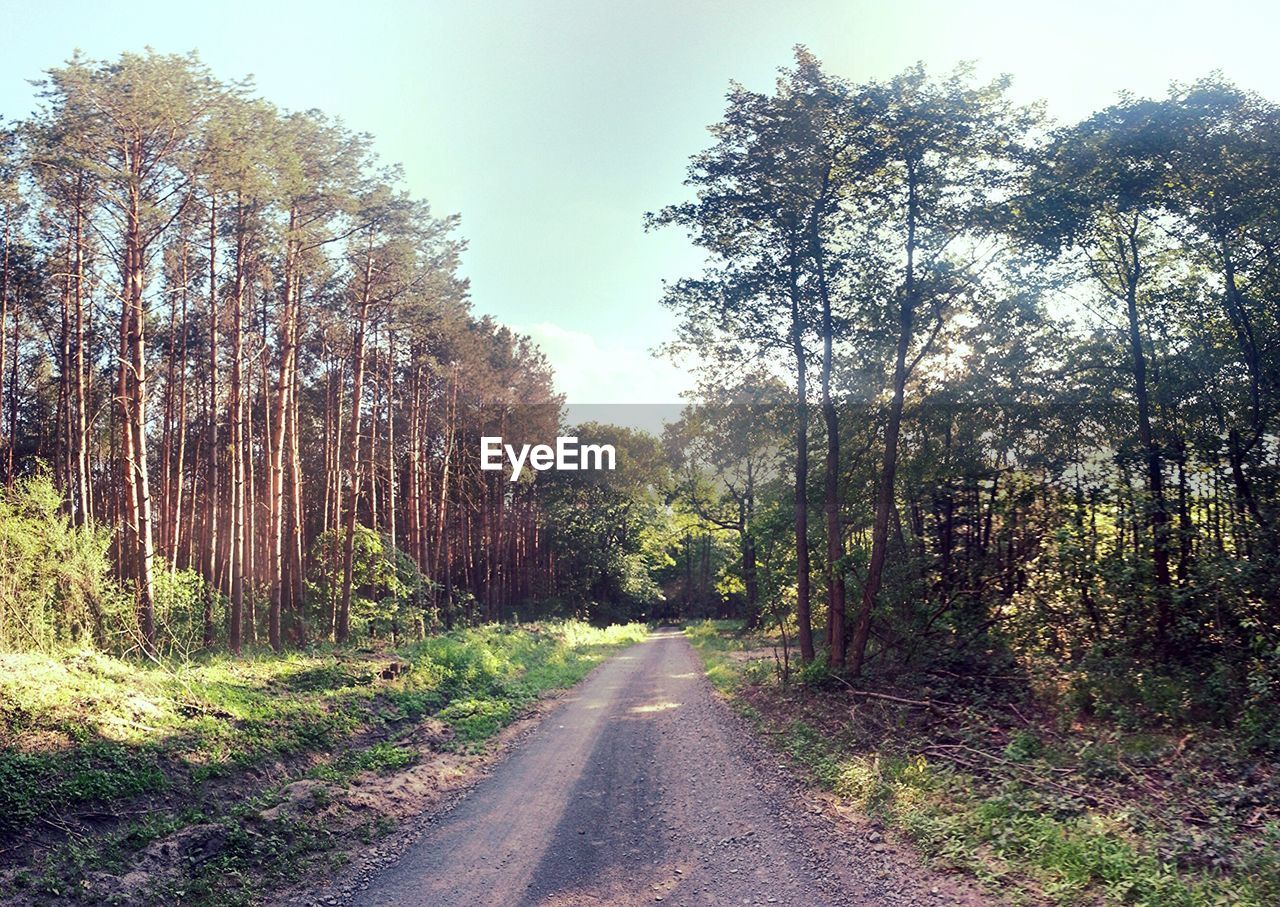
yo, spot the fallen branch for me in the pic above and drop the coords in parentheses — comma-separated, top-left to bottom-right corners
(922, 743, 1101, 805)
(844, 687, 956, 712)
(1006, 702, 1033, 726)
(37, 815, 84, 841)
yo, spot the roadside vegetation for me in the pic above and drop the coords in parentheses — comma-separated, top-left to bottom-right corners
(0, 621, 647, 904)
(3, 35, 1280, 907)
(688, 621, 1280, 907)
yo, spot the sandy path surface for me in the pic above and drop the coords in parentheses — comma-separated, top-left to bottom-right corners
(350, 629, 992, 907)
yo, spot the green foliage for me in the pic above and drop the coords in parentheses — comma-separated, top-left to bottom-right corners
(153, 569, 217, 658)
(794, 657, 834, 688)
(0, 473, 123, 651)
(312, 743, 415, 781)
(399, 621, 650, 744)
(0, 743, 166, 836)
(539, 423, 674, 620)
(1003, 730, 1045, 762)
(437, 697, 516, 743)
(648, 50, 1280, 758)
(305, 526, 435, 638)
(1241, 643, 1280, 753)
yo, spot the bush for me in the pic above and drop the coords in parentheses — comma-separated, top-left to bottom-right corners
(305, 525, 436, 639)
(795, 656, 834, 687)
(1241, 641, 1280, 753)
(153, 568, 215, 657)
(0, 473, 122, 651)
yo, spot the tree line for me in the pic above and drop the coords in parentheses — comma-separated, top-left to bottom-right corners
(0, 50, 596, 654)
(4, 45, 1280, 738)
(653, 49, 1279, 730)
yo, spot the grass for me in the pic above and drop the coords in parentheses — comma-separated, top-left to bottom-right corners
(685, 619, 1280, 907)
(1, 620, 649, 904)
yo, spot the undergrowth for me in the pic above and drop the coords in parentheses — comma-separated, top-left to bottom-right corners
(685, 620, 1280, 907)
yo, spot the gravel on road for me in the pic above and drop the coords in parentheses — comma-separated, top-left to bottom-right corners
(348, 629, 996, 907)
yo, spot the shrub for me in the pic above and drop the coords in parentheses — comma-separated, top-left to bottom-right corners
(305, 526, 436, 639)
(153, 568, 215, 657)
(0, 474, 120, 651)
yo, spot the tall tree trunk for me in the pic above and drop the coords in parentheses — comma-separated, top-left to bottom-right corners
(337, 247, 375, 643)
(789, 241, 815, 663)
(850, 169, 919, 676)
(0, 212, 9, 487)
(1119, 225, 1172, 651)
(812, 215, 846, 669)
(73, 196, 91, 524)
(385, 333, 398, 634)
(286, 326, 305, 644)
(203, 197, 220, 649)
(160, 245, 178, 557)
(5, 238, 17, 489)
(124, 179, 157, 653)
(743, 463, 760, 628)
(268, 212, 298, 647)
(58, 230, 73, 501)
(229, 202, 247, 651)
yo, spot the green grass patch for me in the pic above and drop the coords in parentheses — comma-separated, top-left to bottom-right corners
(682, 619, 755, 691)
(0, 620, 647, 842)
(3, 620, 648, 905)
(310, 743, 416, 783)
(396, 622, 650, 747)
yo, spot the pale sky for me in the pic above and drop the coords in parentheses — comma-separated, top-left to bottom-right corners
(4, 0, 1279, 403)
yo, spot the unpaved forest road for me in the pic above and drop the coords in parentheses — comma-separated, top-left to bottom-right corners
(351, 629, 990, 907)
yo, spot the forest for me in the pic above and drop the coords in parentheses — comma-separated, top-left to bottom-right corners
(652, 51, 1280, 728)
(0, 50, 678, 656)
(1, 43, 1279, 907)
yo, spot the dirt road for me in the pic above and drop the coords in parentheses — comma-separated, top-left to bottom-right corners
(350, 629, 989, 907)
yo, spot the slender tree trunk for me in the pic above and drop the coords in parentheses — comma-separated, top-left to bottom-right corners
(743, 464, 760, 628)
(789, 241, 815, 663)
(1217, 237, 1268, 527)
(5, 241, 17, 489)
(268, 214, 298, 647)
(124, 178, 157, 652)
(170, 245, 190, 571)
(160, 248, 178, 556)
(286, 327, 305, 644)
(407, 362, 422, 573)
(385, 332, 398, 631)
(229, 203, 247, 651)
(245, 346, 258, 611)
(850, 170, 919, 676)
(337, 246, 375, 643)
(1119, 225, 1172, 651)
(0, 212, 9, 487)
(58, 230, 73, 501)
(369, 340, 381, 531)
(204, 197, 221, 649)
(812, 218, 846, 669)
(73, 197, 91, 524)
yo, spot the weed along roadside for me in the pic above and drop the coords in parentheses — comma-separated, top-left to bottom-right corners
(685, 621, 1280, 907)
(0, 622, 648, 904)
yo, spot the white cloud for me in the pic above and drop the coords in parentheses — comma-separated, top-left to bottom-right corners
(519, 321, 692, 406)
